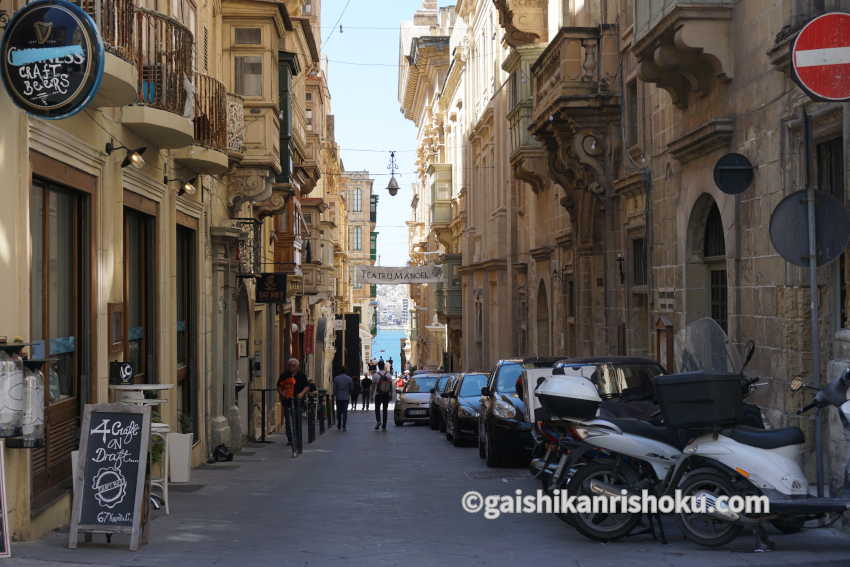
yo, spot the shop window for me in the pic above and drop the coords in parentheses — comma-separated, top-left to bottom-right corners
(124, 208, 156, 383)
(30, 178, 90, 505)
(176, 225, 197, 438)
(235, 55, 262, 96)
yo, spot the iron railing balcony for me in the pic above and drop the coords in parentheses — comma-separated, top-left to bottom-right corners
(80, 0, 134, 61)
(193, 73, 226, 151)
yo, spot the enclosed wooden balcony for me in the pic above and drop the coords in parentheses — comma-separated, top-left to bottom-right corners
(81, 0, 138, 108)
(173, 73, 230, 174)
(121, 8, 195, 148)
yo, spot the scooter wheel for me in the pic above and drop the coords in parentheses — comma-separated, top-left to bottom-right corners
(677, 471, 745, 547)
(564, 462, 642, 542)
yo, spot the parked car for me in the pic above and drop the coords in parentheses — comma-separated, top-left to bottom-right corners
(478, 357, 565, 467)
(429, 374, 456, 430)
(444, 372, 490, 446)
(394, 374, 442, 426)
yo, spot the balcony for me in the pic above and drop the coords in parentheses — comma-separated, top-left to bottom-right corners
(505, 44, 547, 193)
(121, 8, 194, 148)
(435, 254, 461, 322)
(81, 0, 138, 108)
(173, 73, 229, 174)
(633, 0, 734, 108)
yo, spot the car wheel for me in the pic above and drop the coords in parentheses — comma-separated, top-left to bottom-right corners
(394, 413, 403, 426)
(478, 422, 486, 459)
(451, 424, 463, 447)
(438, 412, 447, 433)
(485, 429, 501, 468)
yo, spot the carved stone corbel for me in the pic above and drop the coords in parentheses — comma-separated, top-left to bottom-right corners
(511, 147, 548, 193)
(492, 0, 547, 48)
(226, 167, 273, 216)
(254, 183, 294, 220)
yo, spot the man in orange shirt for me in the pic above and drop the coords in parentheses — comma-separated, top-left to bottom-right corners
(278, 358, 310, 457)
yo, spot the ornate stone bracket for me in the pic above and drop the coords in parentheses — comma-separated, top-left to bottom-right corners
(254, 182, 294, 220)
(293, 162, 320, 196)
(492, 0, 547, 48)
(634, 5, 733, 109)
(511, 146, 548, 193)
(226, 167, 274, 216)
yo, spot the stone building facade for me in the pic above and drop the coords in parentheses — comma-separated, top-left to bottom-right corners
(400, 0, 850, 491)
(0, 0, 359, 540)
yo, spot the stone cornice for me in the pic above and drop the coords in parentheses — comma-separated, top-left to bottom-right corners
(667, 117, 734, 163)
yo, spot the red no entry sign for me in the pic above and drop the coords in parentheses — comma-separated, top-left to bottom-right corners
(793, 12, 850, 101)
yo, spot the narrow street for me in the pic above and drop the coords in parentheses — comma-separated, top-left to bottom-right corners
(13, 408, 850, 567)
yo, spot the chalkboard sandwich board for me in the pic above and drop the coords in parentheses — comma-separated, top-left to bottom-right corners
(68, 404, 151, 551)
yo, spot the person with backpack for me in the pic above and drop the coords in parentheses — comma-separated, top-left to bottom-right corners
(373, 361, 392, 430)
(360, 373, 373, 410)
(277, 358, 310, 457)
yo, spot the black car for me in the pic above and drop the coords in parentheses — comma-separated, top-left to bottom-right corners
(478, 357, 565, 467)
(443, 372, 489, 446)
(429, 374, 456, 431)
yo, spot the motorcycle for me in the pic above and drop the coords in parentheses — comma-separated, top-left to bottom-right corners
(531, 318, 765, 542)
(665, 369, 850, 550)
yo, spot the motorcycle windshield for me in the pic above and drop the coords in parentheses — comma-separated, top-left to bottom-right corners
(674, 318, 741, 374)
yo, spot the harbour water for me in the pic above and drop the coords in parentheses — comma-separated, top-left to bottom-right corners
(371, 328, 407, 363)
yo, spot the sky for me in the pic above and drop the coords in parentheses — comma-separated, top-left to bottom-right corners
(321, 0, 454, 266)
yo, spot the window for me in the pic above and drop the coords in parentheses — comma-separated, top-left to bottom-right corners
(30, 178, 90, 501)
(304, 213, 313, 226)
(704, 203, 727, 332)
(305, 92, 312, 102)
(306, 107, 313, 131)
(303, 0, 313, 15)
(353, 188, 362, 212)
(176, 225, 197, 438)
(817, 137, 846, 329)
(626, 79, 638, 147)
(235, 56, 262, 96)
(353, 226, 362, 250)
(632, 237, 647, 285)
(235, 27, 261, 45)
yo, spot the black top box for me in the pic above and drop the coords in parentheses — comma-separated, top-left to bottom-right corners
(653, 372, 744, 429)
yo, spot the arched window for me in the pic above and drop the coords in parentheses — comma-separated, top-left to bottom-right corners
(687, 197, 728, 332)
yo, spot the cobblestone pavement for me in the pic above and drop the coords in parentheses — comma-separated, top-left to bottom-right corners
(12, 408, 850, 566)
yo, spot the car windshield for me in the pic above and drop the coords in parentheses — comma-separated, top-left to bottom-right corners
(405, 376, 438, 393)
(495, 363, 523, 393)
(559, 363, 663, 399)
(459, 374, 488, 397)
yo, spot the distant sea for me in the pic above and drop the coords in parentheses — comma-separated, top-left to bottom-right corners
(372, 328, 407, 362)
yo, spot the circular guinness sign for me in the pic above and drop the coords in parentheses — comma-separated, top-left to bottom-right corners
(1, 0, 104, 119)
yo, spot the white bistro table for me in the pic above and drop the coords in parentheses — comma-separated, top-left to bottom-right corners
(108, 384, 175, 514)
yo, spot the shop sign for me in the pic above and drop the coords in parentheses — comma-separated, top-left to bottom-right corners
(287, 275, 304, 298)
(256, 273, 287, 304)
(1, 0, 104, 119)
(355, 264, 444, 285)
(69, 404, 151, 551)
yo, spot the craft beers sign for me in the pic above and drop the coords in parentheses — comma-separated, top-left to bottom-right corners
(0, 0, 104, 119)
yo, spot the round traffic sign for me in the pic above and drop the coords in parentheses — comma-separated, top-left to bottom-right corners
(713, 153, 754, 195)
(769, 189, 850, 267)
(792, 12, 850, 101)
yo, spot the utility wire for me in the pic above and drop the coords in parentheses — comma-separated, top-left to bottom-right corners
(323, 0, 353, 46)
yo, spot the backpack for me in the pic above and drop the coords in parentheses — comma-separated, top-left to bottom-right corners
(376, 372, 392, 395)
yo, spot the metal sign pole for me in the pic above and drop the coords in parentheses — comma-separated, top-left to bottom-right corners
(803, 107, 826, 497)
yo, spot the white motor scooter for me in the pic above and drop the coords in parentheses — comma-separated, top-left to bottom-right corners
(667, 369, 850, 550)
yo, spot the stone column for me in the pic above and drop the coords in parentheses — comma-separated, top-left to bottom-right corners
(209, 227, 242, 449)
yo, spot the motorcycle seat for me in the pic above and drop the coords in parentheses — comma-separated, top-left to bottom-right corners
(723, 426, 805, 449)
(608, 418, 689, 450)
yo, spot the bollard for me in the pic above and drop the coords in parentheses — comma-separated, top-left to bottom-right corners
(318, 391, 326, 434)
(306, 393, 317, 443)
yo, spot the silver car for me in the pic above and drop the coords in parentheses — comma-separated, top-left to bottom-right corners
(394, 374, 442, 426)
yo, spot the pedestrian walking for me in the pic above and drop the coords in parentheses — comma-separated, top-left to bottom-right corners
(373, 362, 392, 430)
(277, 358, 310, 457)
(332, 368, 353, 431)
(360, 374, 373, 410)
(350, 372, 361, 412)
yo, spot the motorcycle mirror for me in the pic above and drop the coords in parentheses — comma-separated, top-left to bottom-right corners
(740, 340, 756, 373)
(790, 376, 804, 393)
